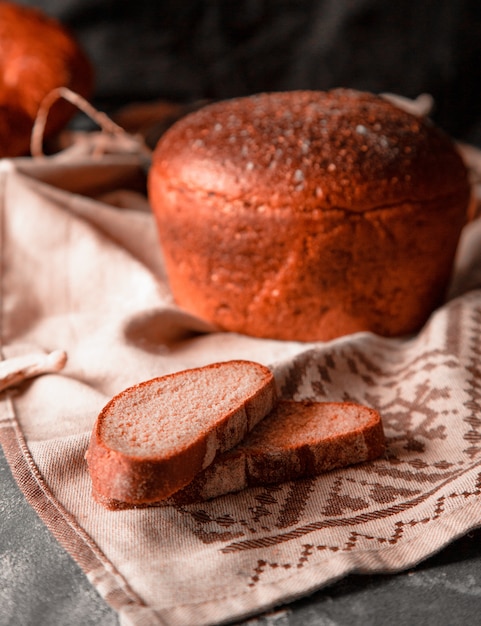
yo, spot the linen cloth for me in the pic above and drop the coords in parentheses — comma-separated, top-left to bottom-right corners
(0, 129, 481, 626)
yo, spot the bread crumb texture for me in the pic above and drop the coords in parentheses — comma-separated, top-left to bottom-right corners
(242, 400, 375, 450)
(98, 361, 272, 458)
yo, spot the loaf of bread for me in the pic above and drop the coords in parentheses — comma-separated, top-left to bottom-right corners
(148, 89, 471, 342)
(86, 360, 277, 506)
(96, 400, 385, 510)
(0, 1, 93, 157)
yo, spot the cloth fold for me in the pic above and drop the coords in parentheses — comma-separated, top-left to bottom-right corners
(1, 133, 481, 626)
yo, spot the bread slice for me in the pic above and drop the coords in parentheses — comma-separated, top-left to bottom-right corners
(97, 400, 385, 509)
(86, 360, 277, 506)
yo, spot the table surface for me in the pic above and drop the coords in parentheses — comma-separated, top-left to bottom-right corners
(2, 445, 481, 626)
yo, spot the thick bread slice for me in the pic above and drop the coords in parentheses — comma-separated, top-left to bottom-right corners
(86, 360, 277, 505)
(98, 400, 385, 510)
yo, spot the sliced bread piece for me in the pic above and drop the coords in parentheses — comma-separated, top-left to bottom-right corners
(86, 360, 277, 505)
(97, 400, 385, 509)
(177, 400, 385, 503)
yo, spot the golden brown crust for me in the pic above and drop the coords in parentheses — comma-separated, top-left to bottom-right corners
(150, 89, 468, 212)
(97, 400, 386, 510)
(87, 434, 210, 506)
(0, 1, 93, 157)
(176, 400, 386, 502)
(86, 361, 277, 506)
(148, 89, 471, 342)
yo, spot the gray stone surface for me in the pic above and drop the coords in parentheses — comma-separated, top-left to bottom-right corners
(2, 445, 481, 626)
(0, 449, 118, 626)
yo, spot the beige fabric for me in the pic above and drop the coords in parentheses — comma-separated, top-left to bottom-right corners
(1, 132, 481, 626)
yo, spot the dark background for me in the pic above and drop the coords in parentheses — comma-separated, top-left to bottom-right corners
(14, 0, 481, 146)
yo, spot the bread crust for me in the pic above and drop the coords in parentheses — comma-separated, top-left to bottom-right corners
(97, 400, 386, 510)
(149, 89, 471, 341)
(86, 361, 277, 505)
(0, 1, 93, 157)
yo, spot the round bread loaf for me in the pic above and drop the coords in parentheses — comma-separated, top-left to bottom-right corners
(148, 89, 471, 342)
(0, 1, 93, 157)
